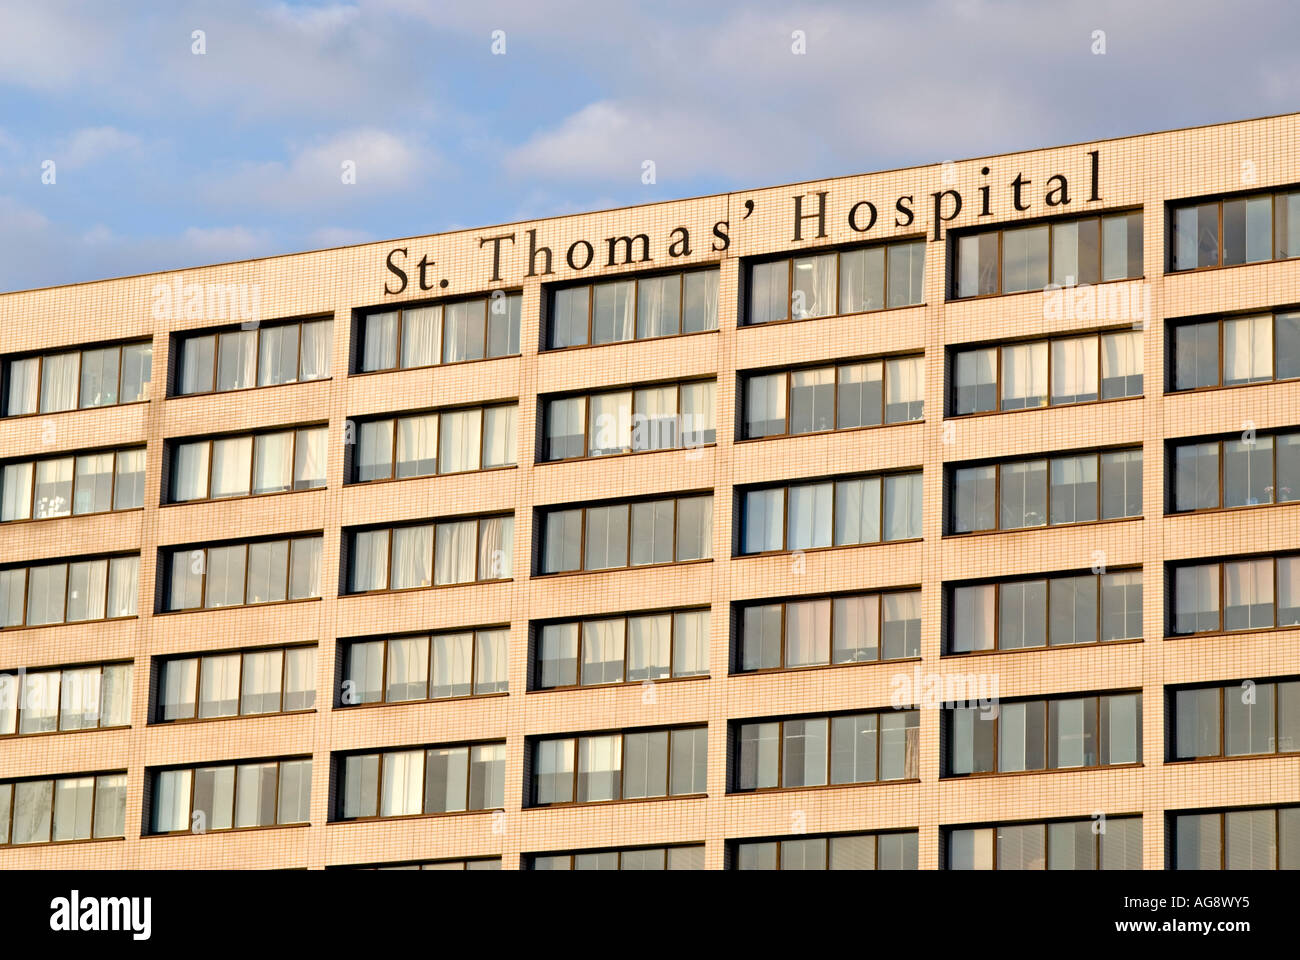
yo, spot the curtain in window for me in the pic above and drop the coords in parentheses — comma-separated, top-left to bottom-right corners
(633, 385, 677, 451)
(887, 241, 925, 307)
(299, 320, 331, 380)
(588, 391, 632, 455)
(481, 406, 515, 468)
(426, 746, 470, 813)
(288, 538, 321, 600)
(92, 774, 126, 838)
(953, 585, 996, 652)
(98, 664, 131, 727)
(833, 477, 880, 545)
(671, 610, 709, 676)
(33, 457, 72, 518)
(204, 545, 246, 608)
(581, 619, 625, 684)
(1001, 342, 1047, 408)
(478, 515, 513, 580)
(630, 500, 672, 565)
(350, 530, 389, 592)
(787, 482, 833, 550)
(683, 270, 719, 332)
(74, 453, 114, 515)
(627, 614, 670, 680)
(281, 648, 314, 711)
(217, 331, 256, 391)
(744, 489, 784, 553)
(257, 324, 298, 386)
(592, 281, 635, 344)
(435, 520, 477, 585)
(431, 633, 471, 698)
(400, 306, 441, 368)
(679, 381, 714, 446)
(19, 671, 59, 733)
(362, 312, 398, 372)
(443, 301, 486, 362)
(245, 540, 288, 604)
(833, 594, 879, 662)
(785, 599, 831, 666)
(839, 247, 885, 313)
(636, 274, 681, 339)
(173, 442, 210, 502)
(1051, 337, 1099, 403)
(474, 629, 507, 693)
(745, 374, 786, 437)
(293, 427, 327, 488)
(390, 525, 433, 590)
(384, 637, 428, 702)
(885, 356, 923, 422)
(395, 415, 437, 478)
(546, 397, 585, 460)
(884, 473, 922, 541)
(57, 667, 100, 730)
(2, 462, 33, 521)
(112, 449, 145, 510)
(79, 347, 119, 408)
(276, 760, 312, 824)
(65, 559, 107, 623)
(1223, 315, 1272, 385)
(253, 432, 293, 494)
(234, 762, 278, 828)
(210, 437, 252, 498)
(179, 336, 215, 394)
(39, 353, 79, 413)
(577, 735, 622, 802)
(26, 563, 68, 626)
(7, 357, 39, 415)
(439, 409, 482, 473)
(792, 254, 836, 319)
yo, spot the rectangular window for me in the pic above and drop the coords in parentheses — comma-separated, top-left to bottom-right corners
(950, 449, 1141, 533)
(150, 758, 311, 834)
(1173, 805, 1300, 870)
(156, 646, 315, 722)
(169, 426, 326, 502)
(346, 517, 512, 592)
(338, 628, 506, 706)
(351, 403, 516, 481)
(733, 830, 918, 870)
(946, 692, 1140, 775)
(542, 381, 714, 461)
(529, 726, 706, 806)
(736, 589, 918, 672)
(548, 268, 717, 348)
(952, 330, 1141, 416)
(4, 341, 152, 417)
(746, 240, 923, 326)
(0, 662, 131, 737)
(335, 741, 503, 820)
(534, 609, 708, 689)
(0, 446, 145, 522)
(735, 709, 918, 791)
(1171, 679, 1300, 760)
(1171, 310, 1300, 391)
(529, 844, 706, 871)
(947, 817, 1141, 869)
(359, 295, 517, 372)
(955, 211, 1141, 299)
(164, 536, 319, 611)
(1172, 429, 1300, 513)
(1171, 189, 1300, 271)
(1170, 555, 1300, 636)
(1, 772, 127, 846)
(176, 319, 328, 396)
(539, 495, 709, 574)
(0, 554, 137, 630)
(740, 471, 920, 555)
(741, 355, 922, 439)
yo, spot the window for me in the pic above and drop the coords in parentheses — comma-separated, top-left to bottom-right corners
(742, 356, 923, 439)
(731, 830, 918, 870)
(954, 211, 1142, 298)
(340, 628, 508, 705)
(164, 536, 321, 611)
(946, 692, 1141, 775)
(359, 294, 520, 371)
(535, 609, 708, 689)
(1172, 805, 1300, 869)
(1172, 430, 1300, 511)
(336, 742, 505, 819)
(950, 449, 1141, 533)
(0, 554, 138, 629)
(1171, 189, 1300, 271)
(737, 589, 920, 671)
(156, 646, 315, 722)
(0, 446, 144, 522)
(1170, 555, 1300, 635)
(352, 403, 516, 481)
(542, 381, 715, 460)
(531, 726, 706, 806)
(4, 341, 151, 417)
(1171, 678, 1300, 760)
(346, 516, 513, 592)
(176, 319, 329, 395)
(0, 772, 127, 845)
(549, 268, 718, 348)
(529, 844, 705, 870)
(351, 858, 502, 870)
(539, 495, 710, 574)
(746, 240, 923, 326)
(1170, 311, 1300, 390)
(150, 758, 312, 834)
(947, 817, 1141, 869)
(0, 662, 131, 737)
(949, 569, 1141, 653)
(169, 426, 326, 502)
(951, 330, 1142, 415)
(740, 471, 921, 554)
(734, 709, 919, 790)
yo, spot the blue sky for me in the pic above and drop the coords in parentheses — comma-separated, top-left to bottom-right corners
(0, 0, 1296, 292)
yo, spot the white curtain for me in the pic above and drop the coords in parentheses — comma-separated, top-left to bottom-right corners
(1051, 337, 1099, 402)
(390, 525, 433, 589)
(99, 663, 132, 727)
(257, 324, 298, 386)
(636, 274, 680, 338)
(78, 347, 118, 407)
(474, 628, 508, 692)
(179, 337, 214, 394)
(744, 489, 784, 553)
(217, 331, 256, 390)
(396, 414, 437, 477)
(539, 624, 578, 687)
(1102, 330, 1142, 389)
(385, 637, 428, 701)
(347, 642, 384, 703)
(380, 751, 424, 816)
(294, 427, 327, 489)
(233, 763, 276, 827)
(478, 515, 513, 580)
(362, 312, 398, 372)
(241, 650, 283, 713)
(400, 306, 441, 368)
(439, 409, 481, 473)
(33, 457, 72, 518)
(884, 473, 922, 541)
(26, 563, 67, 626)
(1223, 315, 1272, 384)
(2, 462, 32, 521)
(74, 452, 113, 515)
(245, 540, 288, 604)
(435, 520, 477, 585)
(792, 253, 836, 319)
(785, 600, 830, 666)
(746, 374, 786, 436)
(351, 530, 389, 592)
(199, 654, 239, 717)
(481, 405, 516, 468)
(1001, 342, 1047, 407)
(253, 432, 293, 494)
(577, 735, 621, 802)
(431, 633, 471, 698)
(839, 246, 885, 313)
(633, 385, 676, 451)
(582, 619, 626, 683)
(787, 482, 833, 550)
(683, 270, 719, 332)
(592, 280, 635, 343)
(671, 610, 709, 676)
(210, 437, 252, 498)
(886, 356, 923, 420)
(39, 353, 79, 413)
(300, 320, 331, 380)
(63, 668, 101, 731)
(7, 357, 39, 415)
(66, 559, 107, 623)
(443, 301, 485, 362)
(588, 391, 631, 455)
(678, 381, 714, 446)
(954, 585, 996, 652)
(832, 595, 878, 662)
(834, 477, 880, 546)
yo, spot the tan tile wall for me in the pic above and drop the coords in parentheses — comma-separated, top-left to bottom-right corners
(1, 113, 1299, 869)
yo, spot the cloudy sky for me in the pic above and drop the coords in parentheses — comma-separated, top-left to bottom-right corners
(0, 0, 1295, 292)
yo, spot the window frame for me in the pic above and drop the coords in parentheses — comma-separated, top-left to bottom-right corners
(1168, 188, 1300, 273)
(1168, 429, 1300, 514)
(526, 844, 706, 870)
(167, 424, 327, 504)
(344, 515, 514, 594)
(338, 628, 510, 707)
(172, 317, 332, 397)
(2, 339, 154, 418)
(545, 266, 721, 351)
(333, 740, 507, 822)
(148, 756, 313, 836)
(528, 725, 708, 807)
(0, 445, 146, 523)
(729, 829, 919, 870)
(153, 643, 317, 724)
(945, 815, 1143, 870)
(0, 553, 139, 631)
(540, 378, 717, 462)
(1169, 805, 1300, 870)
(0, 660, 133, 738)
(349, 402, 518, 483)
(536, 494, 711, 576)
(161, 535, 321, 613)
(1168, 677, 1300, 762)
(1167, 310, 1300, 393)
(354, 292, 522, 374)
(531, 607, 711, 691)
(1167, 553, 1300, 638)
(0, 770, 128, 847)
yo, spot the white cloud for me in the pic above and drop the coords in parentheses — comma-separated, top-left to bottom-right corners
(307, 225, 376, 248)
(60, 127, 143, 169)
(204, 128, 435, 209)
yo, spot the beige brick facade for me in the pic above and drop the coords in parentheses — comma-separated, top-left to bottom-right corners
(1, 112, 1298, 869)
